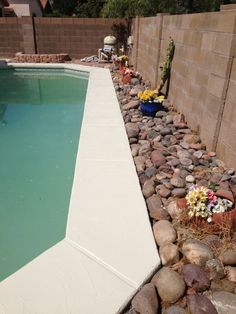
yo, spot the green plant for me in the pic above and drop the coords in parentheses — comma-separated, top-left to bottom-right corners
(157, 37, 175, 94)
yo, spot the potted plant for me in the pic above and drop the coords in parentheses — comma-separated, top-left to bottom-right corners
(138, 89, 164, 117)
(179, 185, 236, 229)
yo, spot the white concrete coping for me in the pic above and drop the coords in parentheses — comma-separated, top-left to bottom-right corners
(0, 63, 160, 314)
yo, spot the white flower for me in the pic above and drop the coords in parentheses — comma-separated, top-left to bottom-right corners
(207, 217, 212, 223)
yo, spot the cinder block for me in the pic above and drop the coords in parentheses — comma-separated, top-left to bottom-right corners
(210, 53, 231, 78)
(213, 33, 234, 56)
(207, 74, 227, 98)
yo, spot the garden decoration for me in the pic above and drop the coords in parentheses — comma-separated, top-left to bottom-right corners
(138, 89, 164, 117)
(182, 185, 236, 229)
(157, 37, 175, 94)
(119, 67, 135, 84)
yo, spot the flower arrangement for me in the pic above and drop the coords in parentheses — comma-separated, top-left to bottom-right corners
(138, 89, 165, 103)
(186, 185, 233, 222)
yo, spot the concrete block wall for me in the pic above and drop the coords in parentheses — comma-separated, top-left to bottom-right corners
(131, 10, 236, 168)
(35, 18, 126, 59)
(0, 17, 25, 57)
(217, 54, 236, 167)
(0, 17, 126, 59)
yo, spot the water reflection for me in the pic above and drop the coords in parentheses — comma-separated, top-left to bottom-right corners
(0, 69, 87, 106)
(0, 104, 7, 125)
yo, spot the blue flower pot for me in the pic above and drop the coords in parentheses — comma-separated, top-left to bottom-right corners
(140, 101, 163, 117)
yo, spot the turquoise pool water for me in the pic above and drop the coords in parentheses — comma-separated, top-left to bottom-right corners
(0, 68, 88, 281)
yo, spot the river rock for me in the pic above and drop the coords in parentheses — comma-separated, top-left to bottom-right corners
(139, 142, 151, 156)
(211, 291, 236, 314)
(180, 157, 192, 166)
(187, 294, 218, 314)
(129, 87, 139, 97)
(182, 239, 214, 266)
(159, 186, 171, 198)
(146, 195, 170, 220)
(142, 179, 155, 198)
(123, 100, 140, 110)
(171, 188, 186, 197)
(134, 156, 146, 172)
(225, 266, 236, 282)
(150, 150, 166, 167)
(183, 134, 201, 144)
(219, 249, 236, 266)
(164, 306, 185, 314)
(166, 200, 183, 219)
(131, 283, 158, 314)
(182, 264, 210, 291)
(131, 144, 140, 157)
(173, 113, 187, 129)
(170, 176, 186, 188)
(152, 267, 186, 303)
(160, 243, 180, 266)
(205, 259, 225, 280)
(145, 167, 158, 178)
(186, 175, 195, 183)
(160, 127, 172, 136)
(153, 220, 176, 246)
(126, 123, 139, 138)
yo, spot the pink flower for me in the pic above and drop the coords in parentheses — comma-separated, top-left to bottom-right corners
(207, 190, 217, 204)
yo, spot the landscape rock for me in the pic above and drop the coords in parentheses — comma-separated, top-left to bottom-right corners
(187, 294, 218, 314)
(182, 264, 210, 291)
(183, 134, 201, 144)
(146, 195, 170, 220)
(142, 179, 155, 198)
(159, 186, 171, 198)
(182, 239, 214, 266)
(153, 220, 176, 246)
(171, 188, 186, 197)
(164, 305, 185, 314)
(126, 123, 139, 138)
(166, 200, 183, 219)
(131, 283, 158, 314)
(206, 259, 225, 280)
(150, 150, 166, 167)
(152, 267, 186, 303)
(134, 156, 146, 172)
(170, 176, 186, 188)
(225, 266, 236, 282)
(160, 243, 180, 266)
(219, 249, 236, 265)
(123, 100, 140, 110)
(186, 175, 195, 183)
(211, 291, 236, 314)
(129, 87, 139, 97)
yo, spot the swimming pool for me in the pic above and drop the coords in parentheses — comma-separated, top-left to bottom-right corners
(0, 63, 159, 314)
(0, 67, 88, 281)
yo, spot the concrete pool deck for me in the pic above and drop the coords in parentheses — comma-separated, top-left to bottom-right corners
(0, 63, 160, 313)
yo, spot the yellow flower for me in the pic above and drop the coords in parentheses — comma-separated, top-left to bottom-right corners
(138, 89, 163, 102)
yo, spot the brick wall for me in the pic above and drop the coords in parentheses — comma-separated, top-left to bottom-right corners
(131, 10, 236, 168)
(0, 17, 126, 58)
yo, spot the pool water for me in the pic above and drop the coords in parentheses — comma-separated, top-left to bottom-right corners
(0, 68, 88, 281)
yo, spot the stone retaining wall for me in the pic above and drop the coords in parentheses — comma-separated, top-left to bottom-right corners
(130, 8, 236, 169)
(14, 52, 71, 63)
